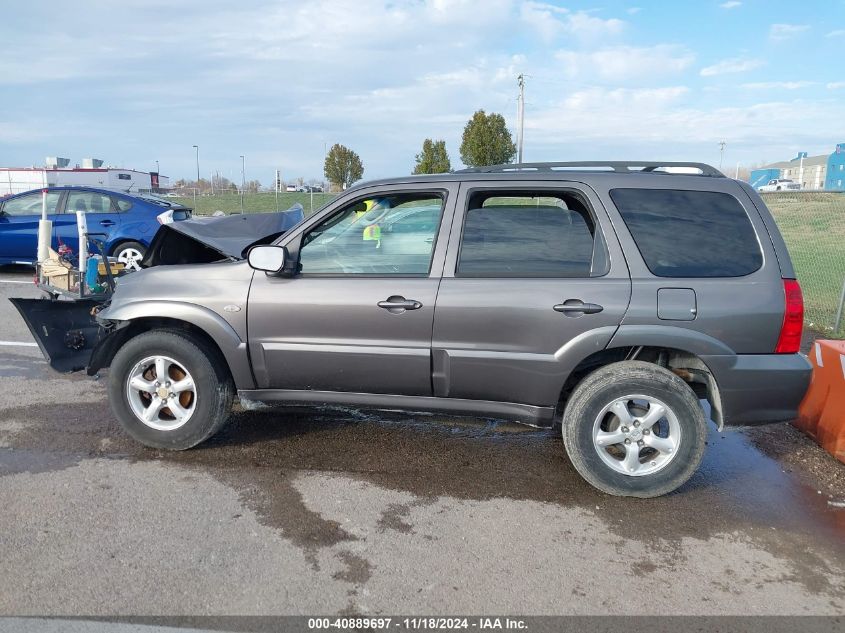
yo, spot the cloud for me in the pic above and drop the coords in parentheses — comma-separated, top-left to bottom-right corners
(0, 0, 842, 178)
(555, 45, 695, 83)
(524, 90, 845, 154)
(719, 1, 741, 8)
(519, 2, 625, 43)
(769, 23, 810, 40)
(700, 57, 765, 76)
(826, 29, 845, 38)
(742, 81, 815, 90)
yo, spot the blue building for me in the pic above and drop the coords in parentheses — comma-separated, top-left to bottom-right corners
(825, 143, 845, 191)
(749, 144, 845, 191)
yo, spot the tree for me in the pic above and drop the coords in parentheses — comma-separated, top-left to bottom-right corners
(459, 109, 516, 167)
(324, 144, 364, 190)
(413, 139, 452, 174)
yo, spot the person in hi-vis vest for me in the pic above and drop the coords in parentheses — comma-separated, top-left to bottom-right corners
(352, 197, 389, 248)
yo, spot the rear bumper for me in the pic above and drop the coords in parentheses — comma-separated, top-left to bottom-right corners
(701, 353, 812, 425)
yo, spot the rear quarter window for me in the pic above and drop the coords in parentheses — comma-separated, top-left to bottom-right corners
(610, 188, 763, 277)
(113, 197, 132, 212)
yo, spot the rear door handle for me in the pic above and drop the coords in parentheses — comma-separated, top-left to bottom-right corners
(378, 296, 423, 313)
(99, 219, 115, 227)
(553, 300, 604, 315)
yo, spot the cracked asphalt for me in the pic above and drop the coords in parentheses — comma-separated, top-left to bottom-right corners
(0, 265, 843, 616)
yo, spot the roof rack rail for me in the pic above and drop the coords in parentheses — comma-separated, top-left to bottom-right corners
(454, 161, 725, 177)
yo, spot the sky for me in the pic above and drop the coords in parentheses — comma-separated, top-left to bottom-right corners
(1, 0, 844, 184)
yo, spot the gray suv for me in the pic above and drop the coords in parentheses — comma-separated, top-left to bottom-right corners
(13, 162, 811, 497)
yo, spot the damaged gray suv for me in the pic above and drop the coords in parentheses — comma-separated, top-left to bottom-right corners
(13, 162, 812, 497)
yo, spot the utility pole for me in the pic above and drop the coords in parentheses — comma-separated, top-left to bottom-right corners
(517, 74, 525, 164)
(239, 155, 245, 214)
(192, 145, 199, 208)
(718, 140, 727, 170)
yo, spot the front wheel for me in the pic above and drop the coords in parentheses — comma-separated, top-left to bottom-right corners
(108, 330, 234, 450)
(562, 361, 707, 498)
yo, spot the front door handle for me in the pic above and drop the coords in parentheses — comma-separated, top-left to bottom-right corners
(378, 296, 423, 313)
(99, 219, 115, 227)
(553, 300, 604, 315)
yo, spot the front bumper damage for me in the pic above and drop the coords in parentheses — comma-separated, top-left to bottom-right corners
(10, 298, 111, 374)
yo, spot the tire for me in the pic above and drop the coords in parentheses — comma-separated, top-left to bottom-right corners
(561, 360, 707, 498)
(113, 241, 146, 271)
(108, 329, 234, 450)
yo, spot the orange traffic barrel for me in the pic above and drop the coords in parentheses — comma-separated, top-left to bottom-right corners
(795, 339, 845, 464)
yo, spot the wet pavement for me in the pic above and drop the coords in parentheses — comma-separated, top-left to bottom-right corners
(0, 266, 843, 615)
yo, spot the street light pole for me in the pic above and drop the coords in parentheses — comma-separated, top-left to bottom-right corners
(517, 73, 525, 164)
(718, 140, 727, 171)
(192, 145, 200, 208)
(799, 153, 805, 189)
(239, 155, 245, 214)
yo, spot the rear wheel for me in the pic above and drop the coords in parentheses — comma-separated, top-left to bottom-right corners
(108, 330, 234, 450)
(113, 241, 146, 271)
(562, 360, 707, 498)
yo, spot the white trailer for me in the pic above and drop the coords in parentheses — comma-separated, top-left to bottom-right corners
(1, 165, 169, 197)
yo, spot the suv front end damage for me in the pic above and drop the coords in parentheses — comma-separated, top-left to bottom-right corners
(11, 207, 304, 375)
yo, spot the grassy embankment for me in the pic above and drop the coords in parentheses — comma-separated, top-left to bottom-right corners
(764, 192, 845, 336)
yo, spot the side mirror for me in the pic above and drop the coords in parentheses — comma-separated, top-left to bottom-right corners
(248, 245, 287, 274)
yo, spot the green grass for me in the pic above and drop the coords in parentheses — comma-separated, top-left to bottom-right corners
(763, 192, 845, 337)
(175, 192, 336, 216)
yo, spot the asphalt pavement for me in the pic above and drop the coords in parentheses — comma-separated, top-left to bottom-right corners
(0, 265, 843, 617)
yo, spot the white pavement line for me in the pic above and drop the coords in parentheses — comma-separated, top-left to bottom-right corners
(0, 341, 38, 347)
(815, 342, 824, 367)
(0, 279, 33, 284)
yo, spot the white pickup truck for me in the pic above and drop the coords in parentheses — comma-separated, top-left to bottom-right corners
(758, 178, 801, 192)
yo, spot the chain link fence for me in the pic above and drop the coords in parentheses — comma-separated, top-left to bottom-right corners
(763, 192, 845, 339)
(174, 191, 337, 217)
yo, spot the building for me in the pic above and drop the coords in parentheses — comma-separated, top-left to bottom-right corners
(749, 143, 845, 191)
(0, 157, 169, 197)
(825, 143, 845, 191)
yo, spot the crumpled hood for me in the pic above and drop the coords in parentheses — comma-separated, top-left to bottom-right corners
(142, 205, 305, 266)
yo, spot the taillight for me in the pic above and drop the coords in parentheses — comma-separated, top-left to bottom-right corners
(775, 279, 803, 354)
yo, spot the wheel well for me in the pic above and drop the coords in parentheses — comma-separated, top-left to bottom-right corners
(91, 317, 233, 383)
(558, 346, 724, 429)
(109, 239, 145, 256)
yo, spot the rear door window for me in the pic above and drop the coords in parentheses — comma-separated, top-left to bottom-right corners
(610, 188, 762, 277)
(457, 192, 599, 277)
(66, 191, 115, 214)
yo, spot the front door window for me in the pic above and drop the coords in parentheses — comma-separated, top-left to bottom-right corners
(2, 191, 60, 216)
(298, 193, 444, 275)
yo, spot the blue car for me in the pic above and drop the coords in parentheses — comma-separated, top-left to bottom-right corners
(0, 186, 191, 269)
